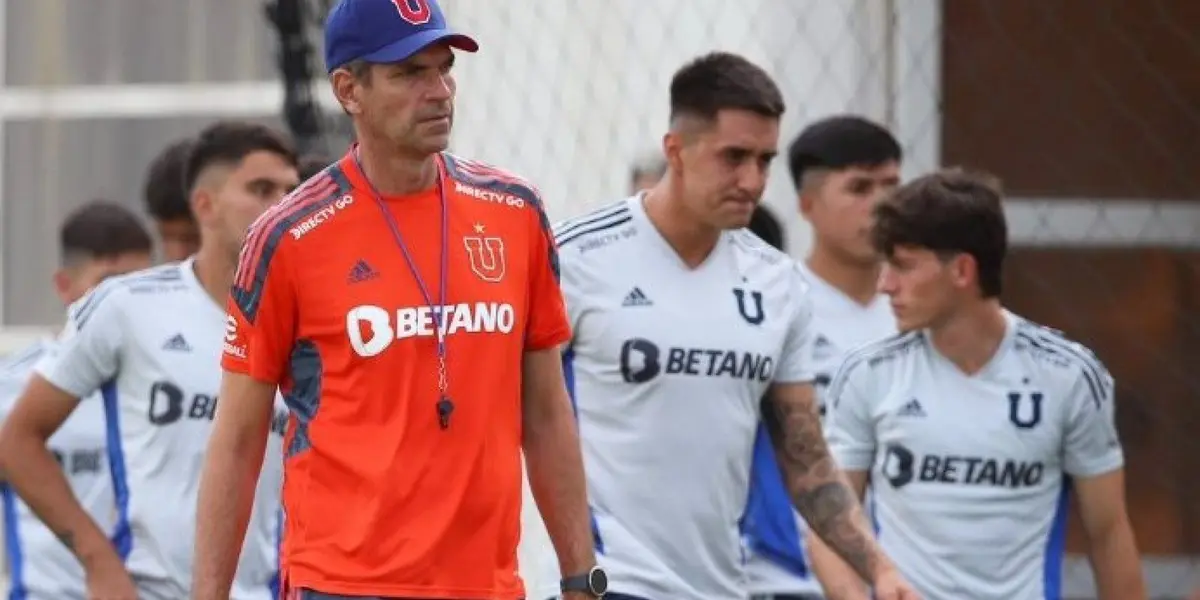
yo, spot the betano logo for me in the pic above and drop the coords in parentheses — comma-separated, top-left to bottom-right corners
(347, 302, 516, 357)
(290, 194, 354, 240)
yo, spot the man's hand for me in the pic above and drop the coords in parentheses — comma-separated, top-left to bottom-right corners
(83, 548, 139, 600)
(872, 566, 922, 600)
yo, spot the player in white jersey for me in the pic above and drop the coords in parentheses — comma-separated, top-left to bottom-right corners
(814, 169, 1146, 600)
(550, 52, 915, 600)
(0, 122, 300, 600)
(0, 201, 153, 600)
(743, 116, 901, 600)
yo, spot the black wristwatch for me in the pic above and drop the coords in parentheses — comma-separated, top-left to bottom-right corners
(560, 565, 608, 597)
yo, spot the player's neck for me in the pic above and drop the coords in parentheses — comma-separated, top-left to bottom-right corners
(928, 299, 1008, 375)
(805, 247, 880, 306)
(643, 187, 722, 268)
(192, 245, 236, 309)
(355, 135, 438, 196)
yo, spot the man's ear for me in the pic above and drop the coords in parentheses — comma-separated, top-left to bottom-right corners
(52, 269, 73, 305)
(331, 69, 364, 115)
(190, 186, 215, 226)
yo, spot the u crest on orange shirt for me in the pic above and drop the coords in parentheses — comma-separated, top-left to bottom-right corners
(463, 234, 506, 283)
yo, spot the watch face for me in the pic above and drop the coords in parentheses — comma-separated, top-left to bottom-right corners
(588, 567, 609, 594)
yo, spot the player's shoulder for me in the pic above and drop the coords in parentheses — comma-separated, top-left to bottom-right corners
(1010, 313, 1112, 392)
(246, 166, 353, 249)
(551, 197, 636, 256)
(727, 228, 793, 270)
(441, 152, 544, 214)
(68, 262, 185, 327)
(838, 330, 926, 379)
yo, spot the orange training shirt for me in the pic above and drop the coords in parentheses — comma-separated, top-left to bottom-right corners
(222, 150, 571, 598)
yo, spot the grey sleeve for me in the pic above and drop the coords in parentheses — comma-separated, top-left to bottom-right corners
(1063, 364, 1124, 477)
(773, 266, 815, 384)
(33, 287, 124, 400)
(824, 356, 877, 472)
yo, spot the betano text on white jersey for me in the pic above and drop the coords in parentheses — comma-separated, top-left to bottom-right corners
(519, 195, 815, 600)
(825, 311, 1123, 600)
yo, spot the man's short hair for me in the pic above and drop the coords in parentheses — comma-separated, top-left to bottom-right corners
(872, 168, 1007, 298)
(669, 52, 785, 125)
(748, 205, 785, 251)
(184, 121, 298, 194)
(298, 154, 331, 181)
(60, 200, 153, 266)
(143, 138, 195, 223)
(787, 115, 902, 189)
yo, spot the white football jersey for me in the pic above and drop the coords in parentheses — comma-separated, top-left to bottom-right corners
(743, 262, 896, 595)
(0, 340, 116, 600)
(34, 258, 289, 600)
(825, 311, 1124, 600)
(545, 195, 814, 600)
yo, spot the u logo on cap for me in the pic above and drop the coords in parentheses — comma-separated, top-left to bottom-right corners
(390, 0, 432, 25)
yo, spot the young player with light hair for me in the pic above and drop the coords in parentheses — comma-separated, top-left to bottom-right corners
(813, 168, 1147, 600)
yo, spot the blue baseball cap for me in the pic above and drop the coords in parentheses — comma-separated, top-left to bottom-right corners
(324, 0, 479, 73)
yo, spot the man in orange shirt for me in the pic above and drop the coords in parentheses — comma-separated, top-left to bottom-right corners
(190, 0, 600, 599)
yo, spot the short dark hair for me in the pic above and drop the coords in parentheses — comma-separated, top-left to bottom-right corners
(872, 168, 1007, 298)
(669, 52, 785, 124)
(787, 115, 902, 189)
(297, 154, 331, 181)
(184, 121, 298, 194)
(60, 200, 153, 266)
(748, 205, 785, 251)
(143, 138, 195, 223)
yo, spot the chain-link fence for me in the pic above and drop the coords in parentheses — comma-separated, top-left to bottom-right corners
(0, 0, 1196, 596)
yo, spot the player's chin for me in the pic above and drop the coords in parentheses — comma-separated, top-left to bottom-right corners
(415, 134, 451, 155)
(718, 202, 756, 229)
(892, 309, 928, 333)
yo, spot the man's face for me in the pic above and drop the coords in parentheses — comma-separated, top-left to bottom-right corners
(877, 245, 964, 332)
(196, 151, 299, 259)
(801, 161, 900, 265)
(351, 45, 456, 156)
(154, 217, 200, 262)
(672, 109, 780, 230)
(56, 251, 152, 305)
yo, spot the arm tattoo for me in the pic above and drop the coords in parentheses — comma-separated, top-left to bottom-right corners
(770, 389, 878, 582)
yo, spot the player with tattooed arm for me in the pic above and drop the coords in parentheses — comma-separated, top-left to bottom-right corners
(550, 52, 916, 600)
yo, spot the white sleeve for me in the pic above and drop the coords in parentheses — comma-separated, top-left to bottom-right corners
(1063, 363, 1124, 477)
(773, 266, 815, 383)
(33, 285, 125, 399)
(824, 357, 877, 472)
